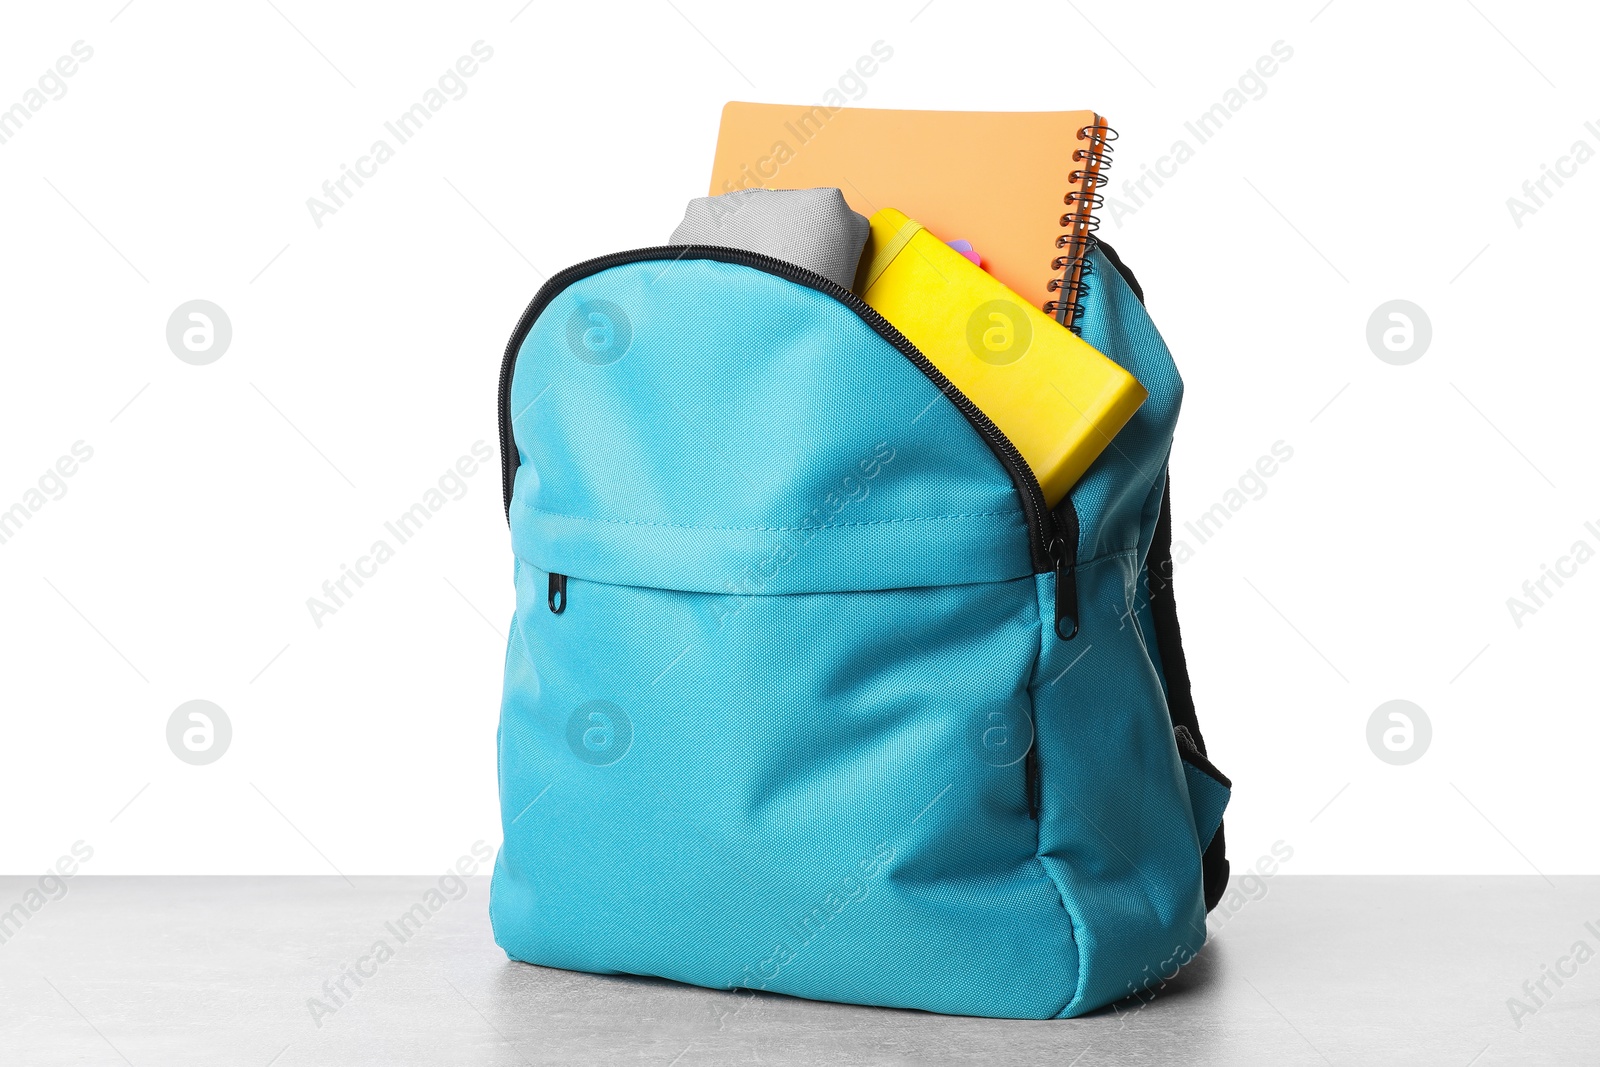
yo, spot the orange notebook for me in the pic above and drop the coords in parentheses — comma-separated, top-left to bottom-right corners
(708, 103, 1113, 329)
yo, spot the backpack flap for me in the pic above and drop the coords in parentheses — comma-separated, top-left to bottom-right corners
(504, 253, 1035, 595)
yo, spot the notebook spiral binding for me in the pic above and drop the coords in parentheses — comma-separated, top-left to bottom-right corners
(1044, 122, 1116, 334)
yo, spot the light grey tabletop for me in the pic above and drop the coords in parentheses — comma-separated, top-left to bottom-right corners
(1, 876, 1594, 1065)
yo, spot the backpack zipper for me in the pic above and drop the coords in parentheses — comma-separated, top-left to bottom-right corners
(1050, 498, 1080, 640)
(498, 245, 1080, 637)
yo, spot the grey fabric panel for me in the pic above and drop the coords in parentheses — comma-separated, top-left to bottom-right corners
(669, 188, 869, 290)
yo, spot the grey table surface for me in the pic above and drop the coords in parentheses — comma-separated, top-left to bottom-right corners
(1, 876, 1595, 1066)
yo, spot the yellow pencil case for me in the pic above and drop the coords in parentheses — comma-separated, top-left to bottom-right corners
(855, 208, 1146, 507)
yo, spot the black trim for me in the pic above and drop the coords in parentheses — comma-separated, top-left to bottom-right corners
(1094, 238, 1143, 304)
(1095, 239, 1230, 912)
(1174, 724, 1231, 790)
(1147, 475, 1204, 753)
(497, 245, 1059, 572)
(1051, 496, 1080, 640)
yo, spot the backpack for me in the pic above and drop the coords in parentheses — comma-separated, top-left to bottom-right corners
(489, 239, 1231, 1019)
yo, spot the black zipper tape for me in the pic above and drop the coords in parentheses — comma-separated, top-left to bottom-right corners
(1051, 497, 1081, 640)
(497, 245, 1067, 577)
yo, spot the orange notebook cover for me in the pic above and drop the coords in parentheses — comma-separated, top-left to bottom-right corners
(708, 103, 1111, 327)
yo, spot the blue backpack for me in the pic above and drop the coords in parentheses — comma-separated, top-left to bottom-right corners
(489, 242, 1230, 1019)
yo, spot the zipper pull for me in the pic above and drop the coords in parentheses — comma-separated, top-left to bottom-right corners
(548, 572, 567, 614)
(1051, 499, 1080, 640)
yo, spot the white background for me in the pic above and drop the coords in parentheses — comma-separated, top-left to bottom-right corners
(1, 0, 1594, 876)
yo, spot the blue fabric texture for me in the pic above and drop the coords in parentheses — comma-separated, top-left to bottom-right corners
(491, 249, 1228, 1019)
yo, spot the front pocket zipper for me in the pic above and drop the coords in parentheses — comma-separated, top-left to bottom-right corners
(499, 245, 1081, 640)
(1050, 500, 1080, 641)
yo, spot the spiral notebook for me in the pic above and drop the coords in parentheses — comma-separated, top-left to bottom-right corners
(707, 103, 1113, 331)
